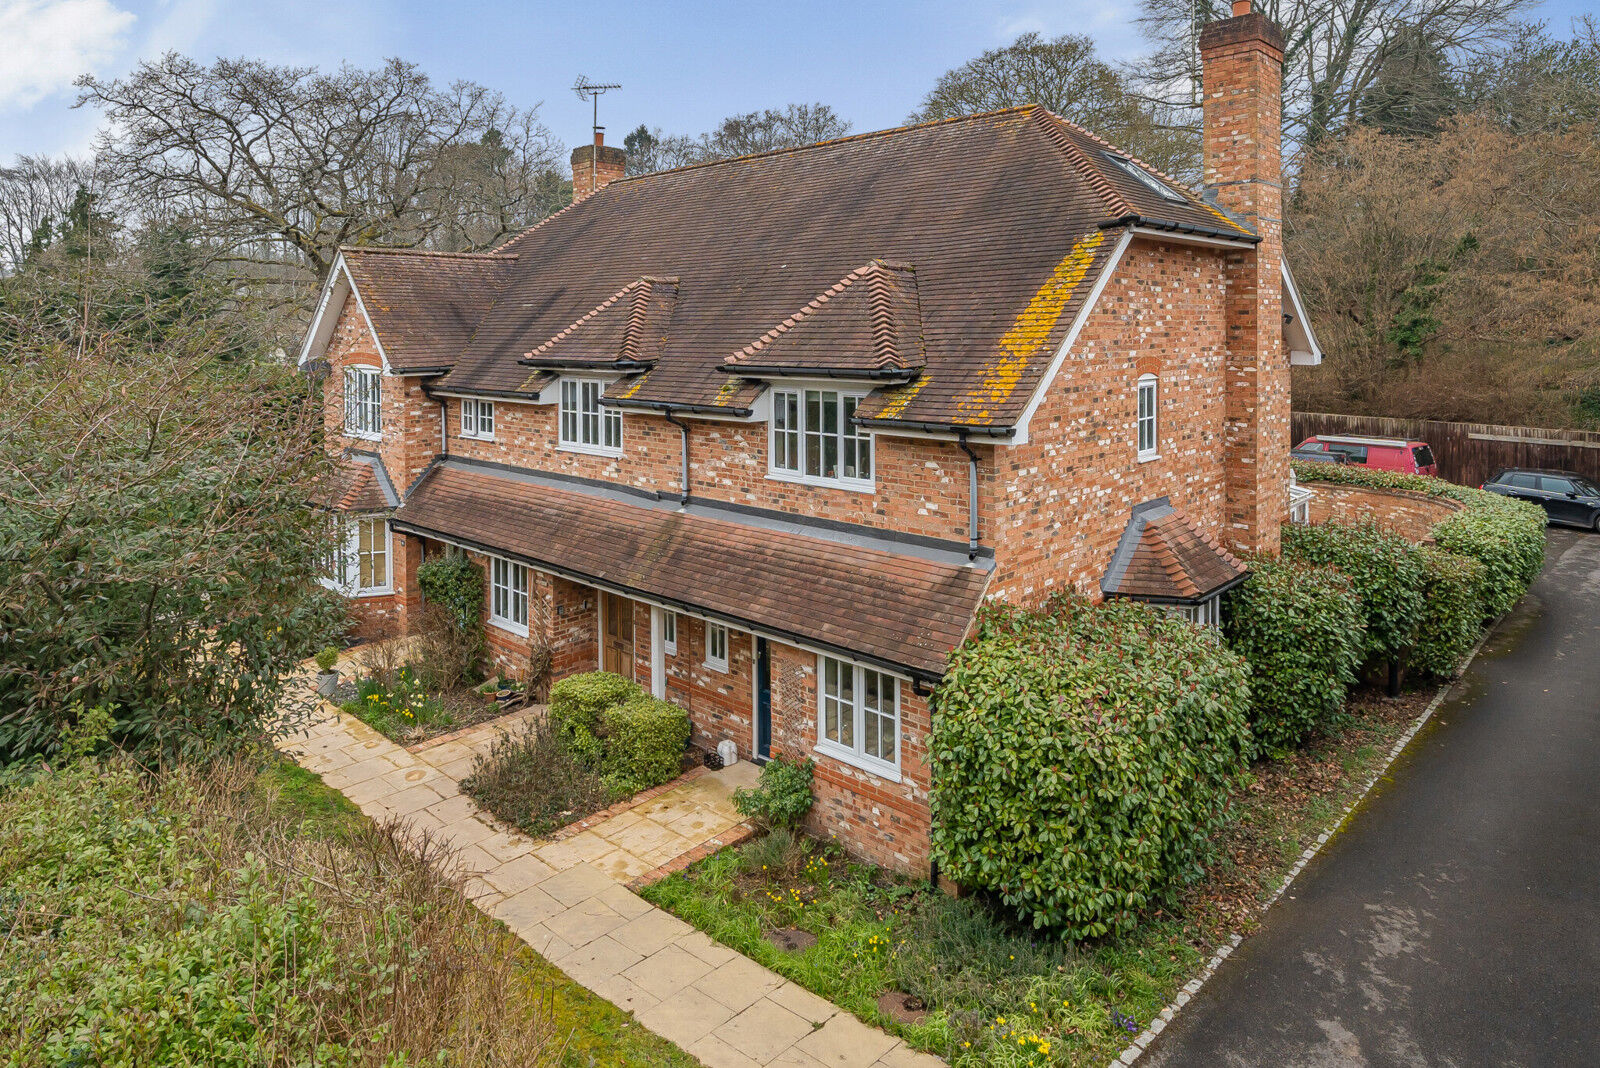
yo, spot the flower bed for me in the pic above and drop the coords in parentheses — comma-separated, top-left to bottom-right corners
(338, 660, 520, 744)
(642, 685, 1433, 1067)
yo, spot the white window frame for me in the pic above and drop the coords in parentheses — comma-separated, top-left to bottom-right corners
(815, 654, 901, 781)
(460, 397, 494, 439)
(343, 366, 382, 440)
(558, 378, 622, 456)
(662, 612, 677, 656)
(1168, 596, 1221, 628)
(767, 387, 874, 491)
(321, 516, 391, 597)
(1136, 373, 1159, 461)
(489, 556, 530, 637)
(704, 622, 729, 673)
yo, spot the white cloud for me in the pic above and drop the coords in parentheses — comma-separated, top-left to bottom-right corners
(0, 0, 136, 109)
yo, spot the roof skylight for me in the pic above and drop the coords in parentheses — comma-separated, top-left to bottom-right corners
(1102, 151, 1187, 203)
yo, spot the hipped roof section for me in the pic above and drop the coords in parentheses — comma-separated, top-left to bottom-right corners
(1101, 499, 1248, 603)
(323, 105, 1255, 429)
(338, 248, 516, 373)
(519, 276, 679, 372)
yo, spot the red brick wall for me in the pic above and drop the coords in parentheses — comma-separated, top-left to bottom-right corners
(987, 238, 1231, 605)
(1306, 484, 1463, 543)
(321, 293, 441, 489)
(444, 396, 977, 544)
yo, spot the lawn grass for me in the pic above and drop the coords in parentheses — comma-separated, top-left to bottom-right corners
(641, 685, 1433, 1067)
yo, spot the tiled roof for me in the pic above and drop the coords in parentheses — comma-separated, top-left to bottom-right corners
(723, 260, 924, 379)
(340, 248, 517, 373)
(520, 276, 679, 372)
(1101, 498, 1247, 602)
(390, 460, 992, 679)
(311, 452, 399, 513)
(417, 105, 1254, 430)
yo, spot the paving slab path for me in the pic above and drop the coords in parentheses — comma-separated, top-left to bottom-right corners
(277, 666, 942, 1068)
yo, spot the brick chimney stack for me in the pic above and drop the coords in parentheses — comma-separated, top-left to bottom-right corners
(570, 130, 626, 203)
(1200, 0, 1289, 556)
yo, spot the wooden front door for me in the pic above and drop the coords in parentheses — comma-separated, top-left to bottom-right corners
(602, 593, 634, 678)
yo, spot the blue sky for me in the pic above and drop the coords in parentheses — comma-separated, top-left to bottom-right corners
(0, 0, 1589, 160)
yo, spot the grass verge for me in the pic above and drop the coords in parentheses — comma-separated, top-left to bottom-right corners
(641, 685, 1432, 1067)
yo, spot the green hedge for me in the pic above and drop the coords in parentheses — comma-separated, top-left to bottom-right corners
(599, 695, 691, 800)
(1411, 546, 1486, 677)
(1291, 461, 1545, 618)
(416, 553, 485, 633)
(1223, 556, 1366, 753)
(1282, 521, 1425, 666)
(549, 671, 640, 760)
(930, 595, 1253, 940)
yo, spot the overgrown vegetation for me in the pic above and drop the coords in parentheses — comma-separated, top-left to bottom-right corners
(930, 595, 1254, 940)
(461, 718, 608, 838)
(1223, 556, 1367, 753)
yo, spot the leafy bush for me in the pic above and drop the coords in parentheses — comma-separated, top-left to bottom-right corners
(417, 552, 485, 632)
(733, 756, 816, 828)
(598, 695, 691, 799)
(549, 671, 640, 760)
(1411, 546, 1486, 677)
(929, 595, 1253, 940)
(314, 645, 341, 673)
(1291, 460, 1546, 618)
(462, 718, 607, 837)
(1281, 521, 1425, 666)
(1223, 556, 1366, 753)
(0, 755, 560, 1066)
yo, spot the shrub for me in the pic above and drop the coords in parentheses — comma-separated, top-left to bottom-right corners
(548, 671, 640, 760)
(1411, 546, 1486, 677)
(461, 718, 607, 837)
(416, 552, 485, 633)
(314, 645, 340, 673)
(598, 695, 691, 799)
(1281, 521, 1425, 666)
(1291, 460, 1546, 618)
(1223, 556, 1366, 753)
(411, 602, 483, 692)
(930, 595, 1253, 940)
(733, 756, 816, 829)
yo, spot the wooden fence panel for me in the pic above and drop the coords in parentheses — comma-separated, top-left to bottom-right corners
(1292, 412, 1600, 489)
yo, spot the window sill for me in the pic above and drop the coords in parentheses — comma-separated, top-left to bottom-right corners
(704, 658, 729, 674)
(813, 740, 902, 784)
(345, 430, 382, 443)
(664, 644, 678, 658)
(558, 441, 623, 459)
(489, 617, 529, 639)
(1136, 452, 1161, 464)
(766, 468, 876, 495)
(460, 433, 495, 443)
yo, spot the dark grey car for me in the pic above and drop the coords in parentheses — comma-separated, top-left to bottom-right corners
(1482, 468, 1600, 531)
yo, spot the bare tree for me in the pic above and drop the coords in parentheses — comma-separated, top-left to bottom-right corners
(1133, 0, 1535, 157)
(910, 32, 1200, 182)
(622, 104, 852, 175)
(0, 154, 97, 273)
(75, 54, 563, 316)
(1461, 15, 1600, 133)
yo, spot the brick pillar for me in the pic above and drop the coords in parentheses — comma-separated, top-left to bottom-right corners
(1201, 1, 1289, 555)
(570, 131, 626, 203)
(392, 531, 424, 636)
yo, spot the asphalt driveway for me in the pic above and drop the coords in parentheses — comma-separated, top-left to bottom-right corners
(1145, 527, 1600, 1068)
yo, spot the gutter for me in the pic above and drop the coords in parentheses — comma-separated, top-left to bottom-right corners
(517, 357, 656, 372)
(607, 396, 755, 419)
(1097, 213, 1261, 244)
(856, 416, 1014, 438)
(957, 430, 981, 561)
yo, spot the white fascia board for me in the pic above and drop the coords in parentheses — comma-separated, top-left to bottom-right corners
(296, 251, 394, 375)
(1281, 260, 1323, 366)
(430, 389, 547, 406)
(1128, 226, 1253, 250)
(1010, 229, 1134, 446)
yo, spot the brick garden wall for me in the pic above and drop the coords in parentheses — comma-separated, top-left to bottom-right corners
(1306, 483, 1464, 543)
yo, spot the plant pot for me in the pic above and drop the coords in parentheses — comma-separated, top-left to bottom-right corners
(315, 671, 339, 698)
(494, 689, 515, 702)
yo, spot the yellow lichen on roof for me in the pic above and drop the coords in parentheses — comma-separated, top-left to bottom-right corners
(616, 373, 648, 399)
(873, 373, 930, 421)
(712, 378, 741, 406)
(955, 229, 1106, 422)
(519, 370, 552, 393)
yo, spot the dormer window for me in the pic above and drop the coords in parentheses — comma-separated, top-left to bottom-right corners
(1102, 151, 1187, 204)
(343, 367, 381, 439)
(460, 398, 494, 439)
(769, 388, 873, 490)
(559, 378, 622, 456)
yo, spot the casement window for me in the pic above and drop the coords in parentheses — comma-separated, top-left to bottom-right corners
(662, 612, 677, 656)
(489, 556, 529, 636)
(460, 398, 494, 439)
(1136, 374, 1159, 460)
(704, 622, 728, 672)
(343, 367, 382, 438)
(323, 516, 390, 596)
(816, 655, 900, 778)
(1168, 596, 1221, 628)
(769, 388, 872, 488)
(559, 378, 622, 455)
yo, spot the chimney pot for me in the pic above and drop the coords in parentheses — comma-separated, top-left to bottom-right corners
(1232, 0, 1251, 15)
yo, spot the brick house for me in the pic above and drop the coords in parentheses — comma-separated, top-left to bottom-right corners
(302, 2, 1319, 875)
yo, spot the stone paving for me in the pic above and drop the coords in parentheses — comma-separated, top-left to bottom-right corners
(277, 663, 942, 1068)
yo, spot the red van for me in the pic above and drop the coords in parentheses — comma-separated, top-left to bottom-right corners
(1294, 435, 1438, 476)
